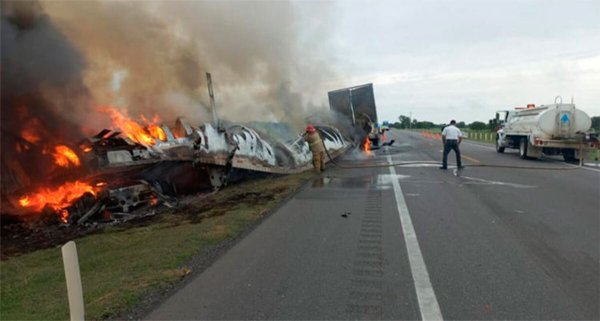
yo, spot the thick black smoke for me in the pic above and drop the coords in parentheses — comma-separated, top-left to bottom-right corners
(1, 0, 339, 194)
(1, 1, 89, 193)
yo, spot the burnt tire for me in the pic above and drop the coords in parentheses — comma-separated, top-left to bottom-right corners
(519, 138, 529, 159)
(496, 136, 505, 153)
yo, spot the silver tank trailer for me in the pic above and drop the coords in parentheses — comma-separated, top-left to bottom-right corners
(506, 103, 591, 139)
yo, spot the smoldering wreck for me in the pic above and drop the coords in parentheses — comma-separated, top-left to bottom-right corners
(3, 107, 351, 226)
(0, 1, 355, 228)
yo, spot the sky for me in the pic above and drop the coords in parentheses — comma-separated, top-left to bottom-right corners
(4, 0, 598, 130)
(318, 0, 600, 124)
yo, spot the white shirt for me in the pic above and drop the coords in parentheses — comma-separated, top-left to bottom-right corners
(442, 125, 463, 140)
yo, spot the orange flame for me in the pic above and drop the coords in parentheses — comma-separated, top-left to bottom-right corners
(18, 197, 31, 207)
(17, 181, 96, 220)
(99, 106, 167, 145)
(21, 128, 41, 144)
(149, 195, 159, 206)
(147, 124, 166, 142)
(99, 106, 155, 145)
(141, 114, 160, 125)
(53, 145, 81, 167)
(59, 210, 70, 224)
(363, 137, 372, 155)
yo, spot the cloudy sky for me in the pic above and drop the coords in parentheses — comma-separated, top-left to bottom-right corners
(8, 0, 597, 129)
(317, 0, 600, 124)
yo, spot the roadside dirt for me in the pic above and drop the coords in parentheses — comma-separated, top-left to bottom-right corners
(1, 174, 306, 260)
(0, 205, 171, 260)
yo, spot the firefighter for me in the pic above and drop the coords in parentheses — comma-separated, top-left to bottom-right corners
(303, 124, 325, 172)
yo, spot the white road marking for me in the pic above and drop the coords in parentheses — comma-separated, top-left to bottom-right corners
(387, 154, 443, 321)
(583, 166, 600, 173)
(460, 176, 536, 188)
(569, 164, 600, 173)
(377, 174, 411, 183)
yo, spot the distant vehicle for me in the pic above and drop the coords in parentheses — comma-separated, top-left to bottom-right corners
(328, 83, 381, 147)
(495, 97, 596, 161)
(381, 121, 390, 131)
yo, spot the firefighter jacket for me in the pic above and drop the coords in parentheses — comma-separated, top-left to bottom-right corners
(304, 132, 324, 154)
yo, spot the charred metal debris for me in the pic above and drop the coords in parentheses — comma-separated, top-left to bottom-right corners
(8, 119, 350, 225)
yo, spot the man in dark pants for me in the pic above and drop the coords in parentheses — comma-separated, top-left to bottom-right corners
(440, 120, 464, 169)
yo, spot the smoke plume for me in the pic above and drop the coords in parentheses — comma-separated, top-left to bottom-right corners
(1, 0, 337, 193)
(1, 1, 91, 193)
(39, 0, 337, 128)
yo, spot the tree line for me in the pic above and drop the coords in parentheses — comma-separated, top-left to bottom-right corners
(391, 115, 600, 131)
(391, 115, 497, 131)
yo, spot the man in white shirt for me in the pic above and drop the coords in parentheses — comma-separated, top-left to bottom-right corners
(440, 120, 464, 169)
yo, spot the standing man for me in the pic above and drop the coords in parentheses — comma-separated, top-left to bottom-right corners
(440, 120, 464, 169)
(303, 124, 325, 172)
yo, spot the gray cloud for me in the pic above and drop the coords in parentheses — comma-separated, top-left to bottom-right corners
(330, 0, 600, 124)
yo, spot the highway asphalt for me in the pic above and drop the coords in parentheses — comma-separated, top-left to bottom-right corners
(145, 129, 599, 320)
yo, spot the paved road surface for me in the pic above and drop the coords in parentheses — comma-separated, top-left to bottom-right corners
(146, 129, 599, 320)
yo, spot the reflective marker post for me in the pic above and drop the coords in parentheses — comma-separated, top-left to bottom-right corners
(62, 241, 85, 321)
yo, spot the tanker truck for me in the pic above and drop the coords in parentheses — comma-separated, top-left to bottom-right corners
(495, 96, 595, 162)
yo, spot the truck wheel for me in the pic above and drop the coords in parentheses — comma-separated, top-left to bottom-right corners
(495, 136, 505, 153)
(519, 138, 528, 159)
(562, 149, 579, 162)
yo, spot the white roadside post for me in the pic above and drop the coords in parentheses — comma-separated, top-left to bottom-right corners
(61, 241, 85, 321)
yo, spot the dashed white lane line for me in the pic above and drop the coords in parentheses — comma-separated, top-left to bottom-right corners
(387, 154, 443, 321)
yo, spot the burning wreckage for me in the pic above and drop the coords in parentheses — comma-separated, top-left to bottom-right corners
(3, 112, 350, 226)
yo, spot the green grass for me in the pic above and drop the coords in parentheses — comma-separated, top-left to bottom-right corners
(460, 130, 496, 143)
(586, 148, 600, 161)
(1, 172, 313, 320)
(411, 129, 496, 144)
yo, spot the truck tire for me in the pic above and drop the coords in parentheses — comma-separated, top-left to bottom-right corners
(562, 149, 579, 162)
(495, 136, 505, 153)
(519, 138, 528, 159)
(370, 137, 380, 147)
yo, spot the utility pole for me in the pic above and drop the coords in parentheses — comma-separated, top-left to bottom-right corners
(409, 112, 412, 129)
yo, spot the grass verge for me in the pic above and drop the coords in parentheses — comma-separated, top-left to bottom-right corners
(1, 172, 313, 320)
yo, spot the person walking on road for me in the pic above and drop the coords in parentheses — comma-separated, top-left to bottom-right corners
(440, 120, 464, 169)
(303, 124, 325, 173)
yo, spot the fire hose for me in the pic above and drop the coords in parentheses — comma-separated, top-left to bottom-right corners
(316, 129, 583, 171)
